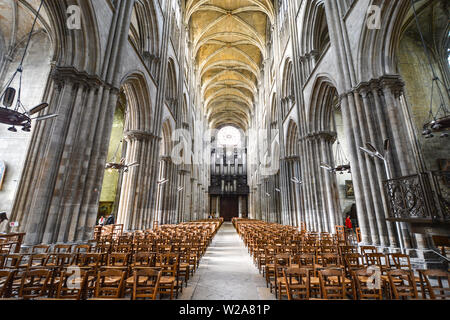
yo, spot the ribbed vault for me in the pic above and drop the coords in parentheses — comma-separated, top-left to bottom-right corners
(186, 0, 274, 130)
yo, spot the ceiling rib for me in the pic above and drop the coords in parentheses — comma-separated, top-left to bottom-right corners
(187, 0, 273, 130)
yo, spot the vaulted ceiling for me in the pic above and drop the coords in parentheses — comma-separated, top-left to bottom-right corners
(0, 0, 50, 55)
(185, 0, 274, 130)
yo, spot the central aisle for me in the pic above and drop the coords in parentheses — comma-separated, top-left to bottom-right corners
(178, 222, 275, 300)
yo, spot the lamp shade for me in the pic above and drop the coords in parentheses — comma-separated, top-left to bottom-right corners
(3, 87, 16, 108)
(0, 212, 7, 223)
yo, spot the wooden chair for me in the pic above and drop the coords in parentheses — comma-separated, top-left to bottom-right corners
(19, 269, 52, 299)
(388, 269, 419, 300)
(55, 268, 91, 300)
(27, 253, 49, 270)
(131, 252, 157, 268)
(352, 268, 383, 300)
(0, 241, 14, 255)
(0, 270, 16, 298)
(284, 267, 309, 300)
(72, 245, 92, 265)
(318, 268, 347, 299)
(53, 244, 72, 254)
(365, 253, 390, 274)
(418, 269, 450, 300)
(273, 254, 290, 299)
(339, 245, 357, 255)
(78, 253, 104, 272)
(389, 253, 413, 270)
(156, 244, 173, 254)
(3, 254, 23, 269)
(132, 268, 162, 300)
(344, 253, 364, 275)
(315, 253, 341, 276)
(335, 226, 345, 242)
(93, 269, 126, 299)
(124, 252, 158, 294)
(355, 228, 361, 243)
(31, 244, 51, 254)
(95, 243, 111, 254)
(158, 253, 179, 299)
(104, 253, 130, 272)
(262, 246, 276, 277)
(0, 254, 6, 269)
(178, 253, 192, 286)
(255, 244, 268, 273)
(186, 247, 199, 274)
(74, 244, 91, 254)
(361, 246, 378, 264)
(45, 253, 73, 269)
(113, 244, 133, 254)
(136, 244, 153, 253)
(388, 253, 422, 287)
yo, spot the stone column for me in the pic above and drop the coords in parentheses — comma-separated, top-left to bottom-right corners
(358, 83, 397, 247)
(115, 130, 159, 231)
(11, 65, 121, 245)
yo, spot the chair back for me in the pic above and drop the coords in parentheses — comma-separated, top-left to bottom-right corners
(284, 267, 310, 300)
(318, 268, 346, 299)
(132, 268, 161, 300)
(388, 269, 419, 300)
(32, 244, 50, 254)
(94, 269, 126, 299)
(19, 269, 51, 299)
(352, 268, 383, 300)
(419, 269, 450, 300)
(0, 269, 16, 298)
(56, 268, 91, 300)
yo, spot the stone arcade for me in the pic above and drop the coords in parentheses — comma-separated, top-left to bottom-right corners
(0, 0, 449, 280)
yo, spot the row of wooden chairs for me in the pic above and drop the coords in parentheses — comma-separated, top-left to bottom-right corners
(283, 267, 449, 300)
(0, 267, 166, 300)
(234, 219, 449, 300)
(0, 219, 223, 300)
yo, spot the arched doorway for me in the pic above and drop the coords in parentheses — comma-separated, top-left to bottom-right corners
(98, 93, 127, 224)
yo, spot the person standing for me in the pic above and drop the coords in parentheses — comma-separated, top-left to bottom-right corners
(345, 215, 353, 230)
(98, 215, 105, 226)
(105, 214, 115, 226)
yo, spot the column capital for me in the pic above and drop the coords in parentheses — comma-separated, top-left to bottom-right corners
(354, 82, 372, 98)
(51, 66, 107, 90)
(160, 155, 172, 162)
(300, 131, 337, 143)
(124, 130, 161, 141)
(379, 75, 405, 98)
(283, 155, 300, 162)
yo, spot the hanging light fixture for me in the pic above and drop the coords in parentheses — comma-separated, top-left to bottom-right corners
(105, 139, 139, 172)
(320, 140, 351, 174)
(0, 0, 57, 132)
(409, 0, 450, 139)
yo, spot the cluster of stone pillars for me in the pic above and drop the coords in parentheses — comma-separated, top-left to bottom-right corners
(4, 0, 209, 245)
(248, 0, 433, 256)
(299, 132, 342, 234)
(116, 130, 161, 230)
(6, 0, 136, 245)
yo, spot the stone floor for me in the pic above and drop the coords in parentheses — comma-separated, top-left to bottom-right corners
(178, 222, 275, 300)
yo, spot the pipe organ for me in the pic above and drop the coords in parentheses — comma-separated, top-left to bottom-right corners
(209, 147, 249, 195)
